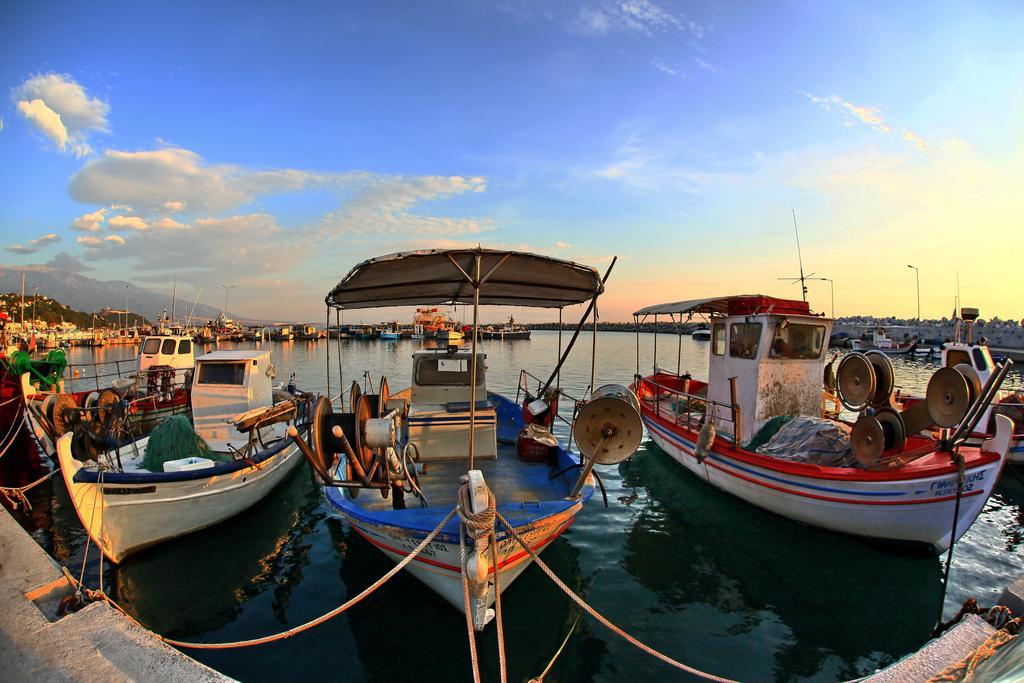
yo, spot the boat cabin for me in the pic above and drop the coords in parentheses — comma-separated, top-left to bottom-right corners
(138, 334, 194, 374)
(191, 349, 274, 449)
(637, 295, 832, 444)
(407, 349, 497, 462)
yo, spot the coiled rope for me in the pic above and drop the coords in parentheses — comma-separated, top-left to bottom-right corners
(101, 505, 458, 650)
(495, 510, 737, 683)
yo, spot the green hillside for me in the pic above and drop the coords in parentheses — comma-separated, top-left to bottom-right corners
(0, 292, 149, 328)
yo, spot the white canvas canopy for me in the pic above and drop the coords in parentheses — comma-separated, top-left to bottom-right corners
(325, 249, 604, 309)
(633, 295, 765, 317)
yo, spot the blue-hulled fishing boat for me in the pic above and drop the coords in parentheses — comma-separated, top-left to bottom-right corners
(297, 248, 640, 630)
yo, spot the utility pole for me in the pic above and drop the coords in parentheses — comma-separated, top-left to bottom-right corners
(32, 286, 38, 326)
(20, 273, 25, 328)
(806, 277, 835, 318)
(124, 284, 129, 329)
(907, 265, 920, 320)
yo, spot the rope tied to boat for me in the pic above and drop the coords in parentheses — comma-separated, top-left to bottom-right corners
(0, 467, 59, 511)
(456, 478, 507, 683)
(494, 509, 738, 683)
(94, 505, 459, 650)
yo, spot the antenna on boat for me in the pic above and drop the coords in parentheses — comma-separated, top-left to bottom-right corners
(792, 210, 808, 301)
(776, 211, 813, 302)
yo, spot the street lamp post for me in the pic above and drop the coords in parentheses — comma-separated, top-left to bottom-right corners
(907, 265, 920, 321)
(221, 284, 236, 320)
(32, 287, 38, 328)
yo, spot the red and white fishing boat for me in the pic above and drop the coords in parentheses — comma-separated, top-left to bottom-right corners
(631, 295, 1015, 553)
(851, 328, 914, 355)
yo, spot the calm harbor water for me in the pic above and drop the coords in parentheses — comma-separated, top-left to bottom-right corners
(5, 331, 1024, 682)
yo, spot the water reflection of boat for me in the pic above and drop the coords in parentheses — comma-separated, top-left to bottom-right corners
(618, 449, 944, 680)
(111, 464, 319, 638)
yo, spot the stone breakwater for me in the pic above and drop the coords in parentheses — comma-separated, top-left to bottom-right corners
(832, 322, 1024, 350)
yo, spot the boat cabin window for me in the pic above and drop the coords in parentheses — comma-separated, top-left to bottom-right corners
(142, 338, 161, 354)
(415, 356, 485, 386)
(197, 362, 246, 385)
(946, 349, 970, 369)
(161, 338, 176, 355)
(729, 323, 762, 359)
(178, 339, 191, 355)
(712, 324, 726, 356)
(769, 322, 825, 360)
(972, 347, 990, 371)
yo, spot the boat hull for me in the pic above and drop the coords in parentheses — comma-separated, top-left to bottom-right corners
(641, 408, 1006, 553)
(57, 434, 303, 563)
(334, 496, 582, 621)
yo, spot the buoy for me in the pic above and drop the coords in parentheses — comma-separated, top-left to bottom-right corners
(695, 418, 716, 463)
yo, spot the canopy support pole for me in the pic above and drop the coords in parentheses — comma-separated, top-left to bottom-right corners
(336, 309, 344, 410)
(634, 314, 640, 381)
(468, 253, 482, 470)
(539, 257, 617, 398)
(676, 314, 682, 377)
(590, 302, 597, 397)
(653, 314, 658, 375)
(557, 307, 563, 391)
(326, 304, 331, 402)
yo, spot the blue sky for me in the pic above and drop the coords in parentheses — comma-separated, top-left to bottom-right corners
(1, 1, 1022, 321)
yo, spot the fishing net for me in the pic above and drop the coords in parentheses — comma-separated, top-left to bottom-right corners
(141, 415, 228, 472)
(755, 416, 855, 467)
(744, 415, 794, 451)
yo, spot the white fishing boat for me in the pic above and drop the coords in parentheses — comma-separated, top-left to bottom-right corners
(691, 327, 711, 341)
(434, 326, 463, 343)
(631, 295, 1014, 553)
(851, 328, 914, 355)
(295, 248, 640, 630)
(54, 349, 308, 563)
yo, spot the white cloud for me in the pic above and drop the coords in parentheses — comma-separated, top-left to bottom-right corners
(0, 115, 4, 131)
(108, 215, 149, 231)
(77, 233, 125, 249)
(13, 73, 108, 156)
(5, 232, 61, 254)
(693, 56, 719, 74)
(104, 234, 126, 244)
(46, 251, 89, 272)
(152, 217, 185, 229)
(68, 147, 329, 214)
(571, 1, 707, 39)
(71, 207, 106, 232)
(650, 59, 684, 78)
(802, 92, 928, 153)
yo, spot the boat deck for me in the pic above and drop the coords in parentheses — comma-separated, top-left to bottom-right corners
(350, 441, 575, 512)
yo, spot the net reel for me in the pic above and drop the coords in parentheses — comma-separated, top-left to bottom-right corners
(299, 375, 419, 508)
(569, 384, 643, 498)
(836, 351, 895, 411)
(847, 363, 976, 467)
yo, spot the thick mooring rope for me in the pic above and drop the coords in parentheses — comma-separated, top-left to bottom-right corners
(101, 506, 458, 650)
(495, 510, 737, 683)
(0, 466, 59, 511)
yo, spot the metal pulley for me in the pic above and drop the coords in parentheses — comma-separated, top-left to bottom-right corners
(864, 351, 895, 407)
(572, 385, 643, 465)
(836, 352, 875, 411)
(926, 367, 972, 428)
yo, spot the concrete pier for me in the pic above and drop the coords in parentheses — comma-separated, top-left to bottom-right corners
(0, 507, 230, 682)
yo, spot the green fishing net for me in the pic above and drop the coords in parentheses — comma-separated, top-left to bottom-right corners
(141, 415, 229, 472)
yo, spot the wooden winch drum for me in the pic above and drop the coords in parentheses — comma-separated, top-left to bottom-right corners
(836, 352, 876, 411)
(572, 391, 643, 465)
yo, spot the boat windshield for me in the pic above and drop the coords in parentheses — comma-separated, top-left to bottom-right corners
(142, 338, 161, 354)
(197, 362, 245, 385)
(769, 322, 826, 360)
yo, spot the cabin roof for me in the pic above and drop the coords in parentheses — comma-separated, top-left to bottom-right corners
(634, 295, 814, 318)
(325, 248, 604, 309)
(196, 350, 269, 362)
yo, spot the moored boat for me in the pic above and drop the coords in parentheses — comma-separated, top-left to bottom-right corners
(297, 248, 639, 630)
(852, 328, 914, 354)
(631, 294, 1014, 553)
(55, 348, 310, 562)
(480, 317, 531, 340)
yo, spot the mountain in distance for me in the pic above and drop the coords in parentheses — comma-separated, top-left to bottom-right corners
(0, 262, 231, 323)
